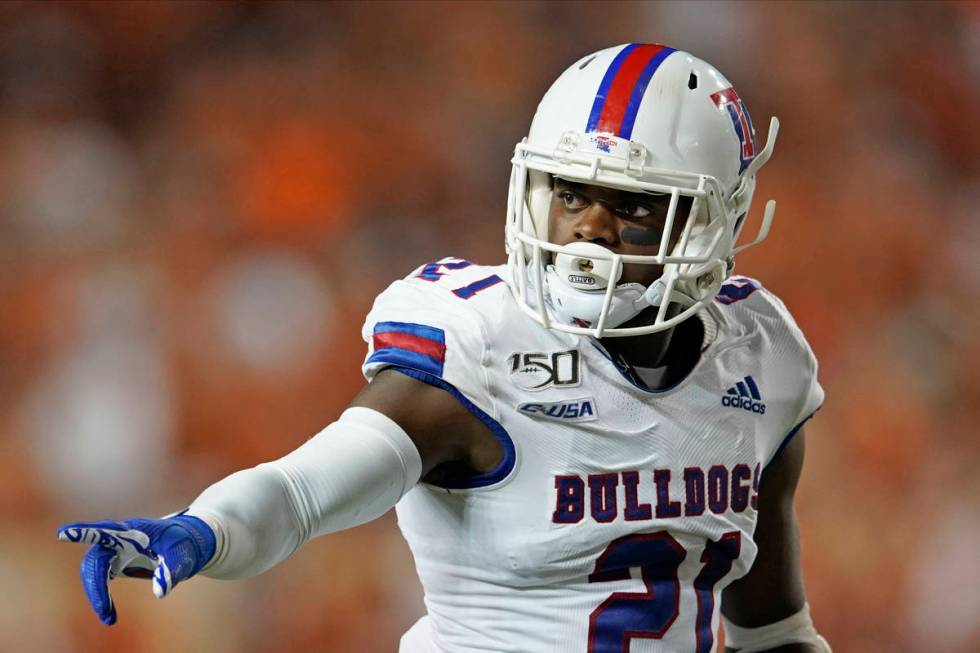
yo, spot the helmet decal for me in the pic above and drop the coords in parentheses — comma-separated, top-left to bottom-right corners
(585, 43, 676, 139)
(710, 87, 757, 173)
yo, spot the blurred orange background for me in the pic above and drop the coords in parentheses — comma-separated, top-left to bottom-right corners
(1, 1, 978, 651)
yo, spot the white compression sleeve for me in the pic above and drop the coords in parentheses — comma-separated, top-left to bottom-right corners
(185, 407, 422, 579)
(723, 603, 831, 652)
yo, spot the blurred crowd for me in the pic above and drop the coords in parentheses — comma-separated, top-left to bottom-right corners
(0, 2, 977, 652)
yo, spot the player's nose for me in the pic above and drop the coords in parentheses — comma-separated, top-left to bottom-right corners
(573, 204, 619, 248)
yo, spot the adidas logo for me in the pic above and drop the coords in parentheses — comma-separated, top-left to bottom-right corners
(722, 376, 767, 414)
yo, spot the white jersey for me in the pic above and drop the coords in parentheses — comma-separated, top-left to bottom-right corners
(360, 258, 823, 653)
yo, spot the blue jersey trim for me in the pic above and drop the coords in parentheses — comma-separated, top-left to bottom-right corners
(715, 277, 762, 305)
(387, 366, 516, 490)
(764, 411, 818, 470)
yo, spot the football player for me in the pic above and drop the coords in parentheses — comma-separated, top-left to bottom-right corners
(59, 43, 830, 652)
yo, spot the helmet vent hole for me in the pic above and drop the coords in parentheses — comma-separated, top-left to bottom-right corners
(688, 72, 698, 90)
(579, 55, 597, 70)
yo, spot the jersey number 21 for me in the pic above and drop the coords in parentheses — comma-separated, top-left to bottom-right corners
(588, 530, 741, 653)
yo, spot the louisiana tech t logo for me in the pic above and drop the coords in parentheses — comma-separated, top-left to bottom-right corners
(722, 375, 767, 414)
(710, 87, 756, 174)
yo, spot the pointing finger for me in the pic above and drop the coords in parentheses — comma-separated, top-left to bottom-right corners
(57, 522, 152, 556)
(58, 521, 128, 545)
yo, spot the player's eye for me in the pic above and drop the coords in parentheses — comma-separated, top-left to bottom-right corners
(558, 190, 589, 210)
(618, 203, 653, 220)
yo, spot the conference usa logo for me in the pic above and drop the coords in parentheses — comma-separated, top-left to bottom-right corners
(508, 349, 580, 391)
(518, 398, 598, 423)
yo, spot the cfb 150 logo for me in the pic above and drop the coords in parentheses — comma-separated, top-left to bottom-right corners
(508, 349, 580, 391)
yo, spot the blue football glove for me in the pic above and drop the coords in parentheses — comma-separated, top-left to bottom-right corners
(56, 512, 216, 625)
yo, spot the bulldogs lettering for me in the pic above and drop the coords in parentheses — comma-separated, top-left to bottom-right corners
(552, 463, 761, 524)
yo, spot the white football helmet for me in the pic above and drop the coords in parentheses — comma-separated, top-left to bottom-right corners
(505, 43, 779, 337)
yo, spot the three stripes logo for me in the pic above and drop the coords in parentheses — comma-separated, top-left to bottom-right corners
(722, 376, 767, 415)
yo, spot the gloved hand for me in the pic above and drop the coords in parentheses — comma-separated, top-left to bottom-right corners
(56, 512, 216, 625)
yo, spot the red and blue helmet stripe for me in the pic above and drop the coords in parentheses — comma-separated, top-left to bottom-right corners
(586, 43, 676, 139)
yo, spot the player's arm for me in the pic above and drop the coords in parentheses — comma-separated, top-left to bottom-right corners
(57, 367, 493, 625)
(350, 367, 502, 481)
(185, 368, 491, 578)
(720, 428, 831, 653)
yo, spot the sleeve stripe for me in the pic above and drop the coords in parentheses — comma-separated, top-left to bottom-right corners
(368, 322, 446, 377)
(373, 321, 445, 342)
(367, 347, 444, 378)
(373, 331, 446, 362)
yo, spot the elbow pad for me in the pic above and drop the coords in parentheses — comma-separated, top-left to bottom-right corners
(723, 603, 831, 652)
(187, 407, 422, 579)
